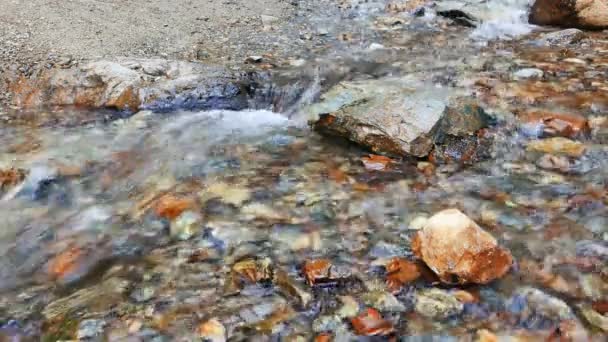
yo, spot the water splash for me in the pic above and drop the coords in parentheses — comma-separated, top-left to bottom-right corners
(470, 0, 534, 40)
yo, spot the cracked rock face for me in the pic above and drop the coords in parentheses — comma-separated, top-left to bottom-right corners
(306, 78, 450, 157)
(307, 78, 492, 159)
(412, 208, 513, 285)
(529, 0, 608, 29)
(5, 59, 258, 112)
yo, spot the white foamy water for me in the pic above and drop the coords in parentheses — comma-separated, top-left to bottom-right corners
(470, 0, 534, 40)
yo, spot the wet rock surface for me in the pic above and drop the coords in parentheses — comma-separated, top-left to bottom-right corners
(307, 78, 450, 157)
(530, 0, 608, 29)
(412, 209, 513, 284)
(6, 59, 276, 113)
(308, 81, 492, 158)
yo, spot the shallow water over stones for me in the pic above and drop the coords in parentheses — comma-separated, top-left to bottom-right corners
(0, 102, 605, 339)
(1, 1, 608, 341)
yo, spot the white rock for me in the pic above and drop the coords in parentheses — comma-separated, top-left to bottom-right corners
(513, 68, 544, 79)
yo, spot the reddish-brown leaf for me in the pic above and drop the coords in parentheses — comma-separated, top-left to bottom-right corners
(350, 308, 394, 336)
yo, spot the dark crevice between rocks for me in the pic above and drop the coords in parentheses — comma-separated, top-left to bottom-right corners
(437, 10, 479, 28)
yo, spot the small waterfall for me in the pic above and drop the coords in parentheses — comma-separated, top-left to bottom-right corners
(469, 0, 534, 40)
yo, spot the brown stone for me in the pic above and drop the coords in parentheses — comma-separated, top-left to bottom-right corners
(361, 154, 394, 171)
(5, 59, 251, 112)
(527, 137, 586, 157)
(412, 209, 513, 285)
(520, 110, 590, 138)
(350, 308, 394, 336)
(48, 247, 84, 281)
(154, 194, 195, 220)
(0, 168, 27, 194)
(303, 259, 332, 286)
(307, 79, 450, 157)
(592, 300, 608, 315)
(530, 0, 608, 29)
(385, 257, 421, 293)
(196, 319, 225, 341)
(315, 333, 333, 342)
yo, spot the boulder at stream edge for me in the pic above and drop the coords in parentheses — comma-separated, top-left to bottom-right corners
(529, 0, 608, 29)
(307, 78, 492, 159)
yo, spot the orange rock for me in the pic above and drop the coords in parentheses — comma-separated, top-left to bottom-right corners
(350, 308, 394, 336)
(476, 329, 498, 342)
(592, 300, 608, 315)
(48, 247, 83, 280)
(361, 154, 393, 171)
(453, 290, 478, 304)
(530, 0, 608, 29)
(154, 194, 195, 220)
(315, 333, 333, 342)
(106, 86, 141, 112)
(327, 167, 348, 184)
(0, 168, 27, 192)
(412, 209, 513, 284)
(385, 257, 421, 293)
(520, 111, 589, 138)
(303, 259, 332, 286)
(196, 318, 225, 341)
(7, 75, 45, 108)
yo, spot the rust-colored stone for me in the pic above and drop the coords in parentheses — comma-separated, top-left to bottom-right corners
(303, 259, 332, 286)
(315, 333, 333, 342)
(592, 300, 608, 315)
(477, 329, 498, 342)
(453, 290, 478, 304)
(412, 209, 513, 285)
(361, 154, 393, 171)
(196, 319, 225, 340)
(520, 110, 589, 138)
(0, 168, 27, 193)
(350, 308, 394, 336)
(8, 75, 45, 108)
(385, 257, 421, 293)
(154, 194, 195, 220)
(530, 0, 608, 29)
(48, 247, 84, 280)
(106, 86, 141, 112)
